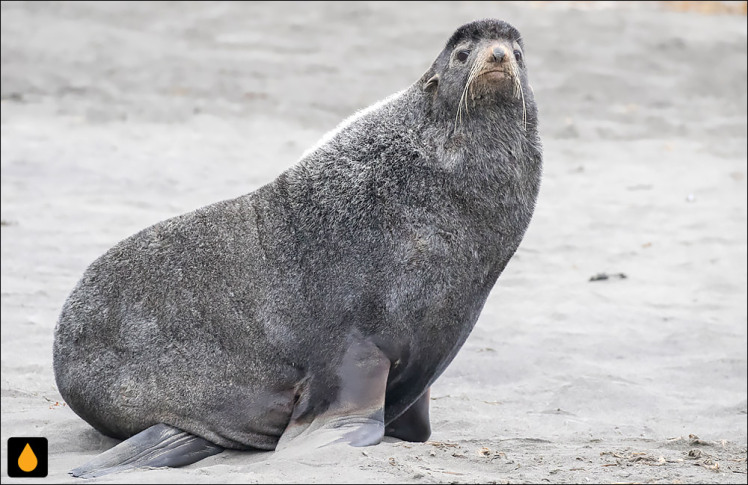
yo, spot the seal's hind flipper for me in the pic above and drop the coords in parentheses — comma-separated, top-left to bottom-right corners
(70, 423, 223, 478)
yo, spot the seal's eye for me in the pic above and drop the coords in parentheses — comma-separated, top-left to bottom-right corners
(513, 49, 523, 62)
(455, 50, 470, 63)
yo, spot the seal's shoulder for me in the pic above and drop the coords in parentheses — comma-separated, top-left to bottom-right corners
(300, 88, 410, 159)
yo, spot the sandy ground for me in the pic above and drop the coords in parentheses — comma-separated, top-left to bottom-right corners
(1, 1, 746, 483)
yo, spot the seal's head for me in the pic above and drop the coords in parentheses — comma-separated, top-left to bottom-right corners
(422, 19, 533, 128)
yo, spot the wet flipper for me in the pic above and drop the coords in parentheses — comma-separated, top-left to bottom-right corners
(276, 339, 391, 451)
(385, 387, 431, 442)
(70, 423, 223, 478)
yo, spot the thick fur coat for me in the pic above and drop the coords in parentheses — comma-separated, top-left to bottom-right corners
(53, 19, 542, 451)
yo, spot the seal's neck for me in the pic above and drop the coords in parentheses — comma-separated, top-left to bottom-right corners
(419, 88, 542, 176)
(406, 84, 543, 252)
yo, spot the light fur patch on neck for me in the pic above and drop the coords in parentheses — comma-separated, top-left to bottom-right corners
(300, 89, 408, 160)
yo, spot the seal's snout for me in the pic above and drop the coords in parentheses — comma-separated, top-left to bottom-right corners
(472, 43, 515, 82)
(491, 46, 507, 63)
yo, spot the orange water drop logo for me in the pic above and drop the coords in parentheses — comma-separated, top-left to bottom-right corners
(18, 443, 38, 472)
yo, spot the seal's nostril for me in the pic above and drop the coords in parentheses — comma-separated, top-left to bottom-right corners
(492, 47, 505, 62)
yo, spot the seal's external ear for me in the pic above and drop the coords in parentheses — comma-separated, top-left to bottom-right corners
(423, 74, 439, 92)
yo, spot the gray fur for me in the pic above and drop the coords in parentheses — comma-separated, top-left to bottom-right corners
(53, 18, 542, 455)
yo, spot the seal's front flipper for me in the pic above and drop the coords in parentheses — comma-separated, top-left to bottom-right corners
(70, 423, 223, 478)
(385, 387, 431, 442)
(277, 339, 391, 451)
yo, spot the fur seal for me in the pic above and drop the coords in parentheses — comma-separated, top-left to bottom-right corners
(53, 18, 542, 477)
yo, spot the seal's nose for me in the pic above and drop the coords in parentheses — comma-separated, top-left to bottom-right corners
(492, 46, 506, 63)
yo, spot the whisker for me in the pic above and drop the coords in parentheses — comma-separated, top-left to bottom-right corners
(455, 58, 483, 129)
(519, 83, 527, 130)
(457, 62, 478, 127)
(454, 55, 526, 131)
(509, 62, 526, 131)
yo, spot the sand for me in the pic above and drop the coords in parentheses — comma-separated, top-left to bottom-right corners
(1, 1, 746, 483)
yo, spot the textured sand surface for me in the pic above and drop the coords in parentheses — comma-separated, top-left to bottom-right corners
(1, 1, 746, 483)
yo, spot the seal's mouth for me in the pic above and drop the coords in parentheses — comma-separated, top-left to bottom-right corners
(476, 69, 512, 80)
(470, 68, 517, 97)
